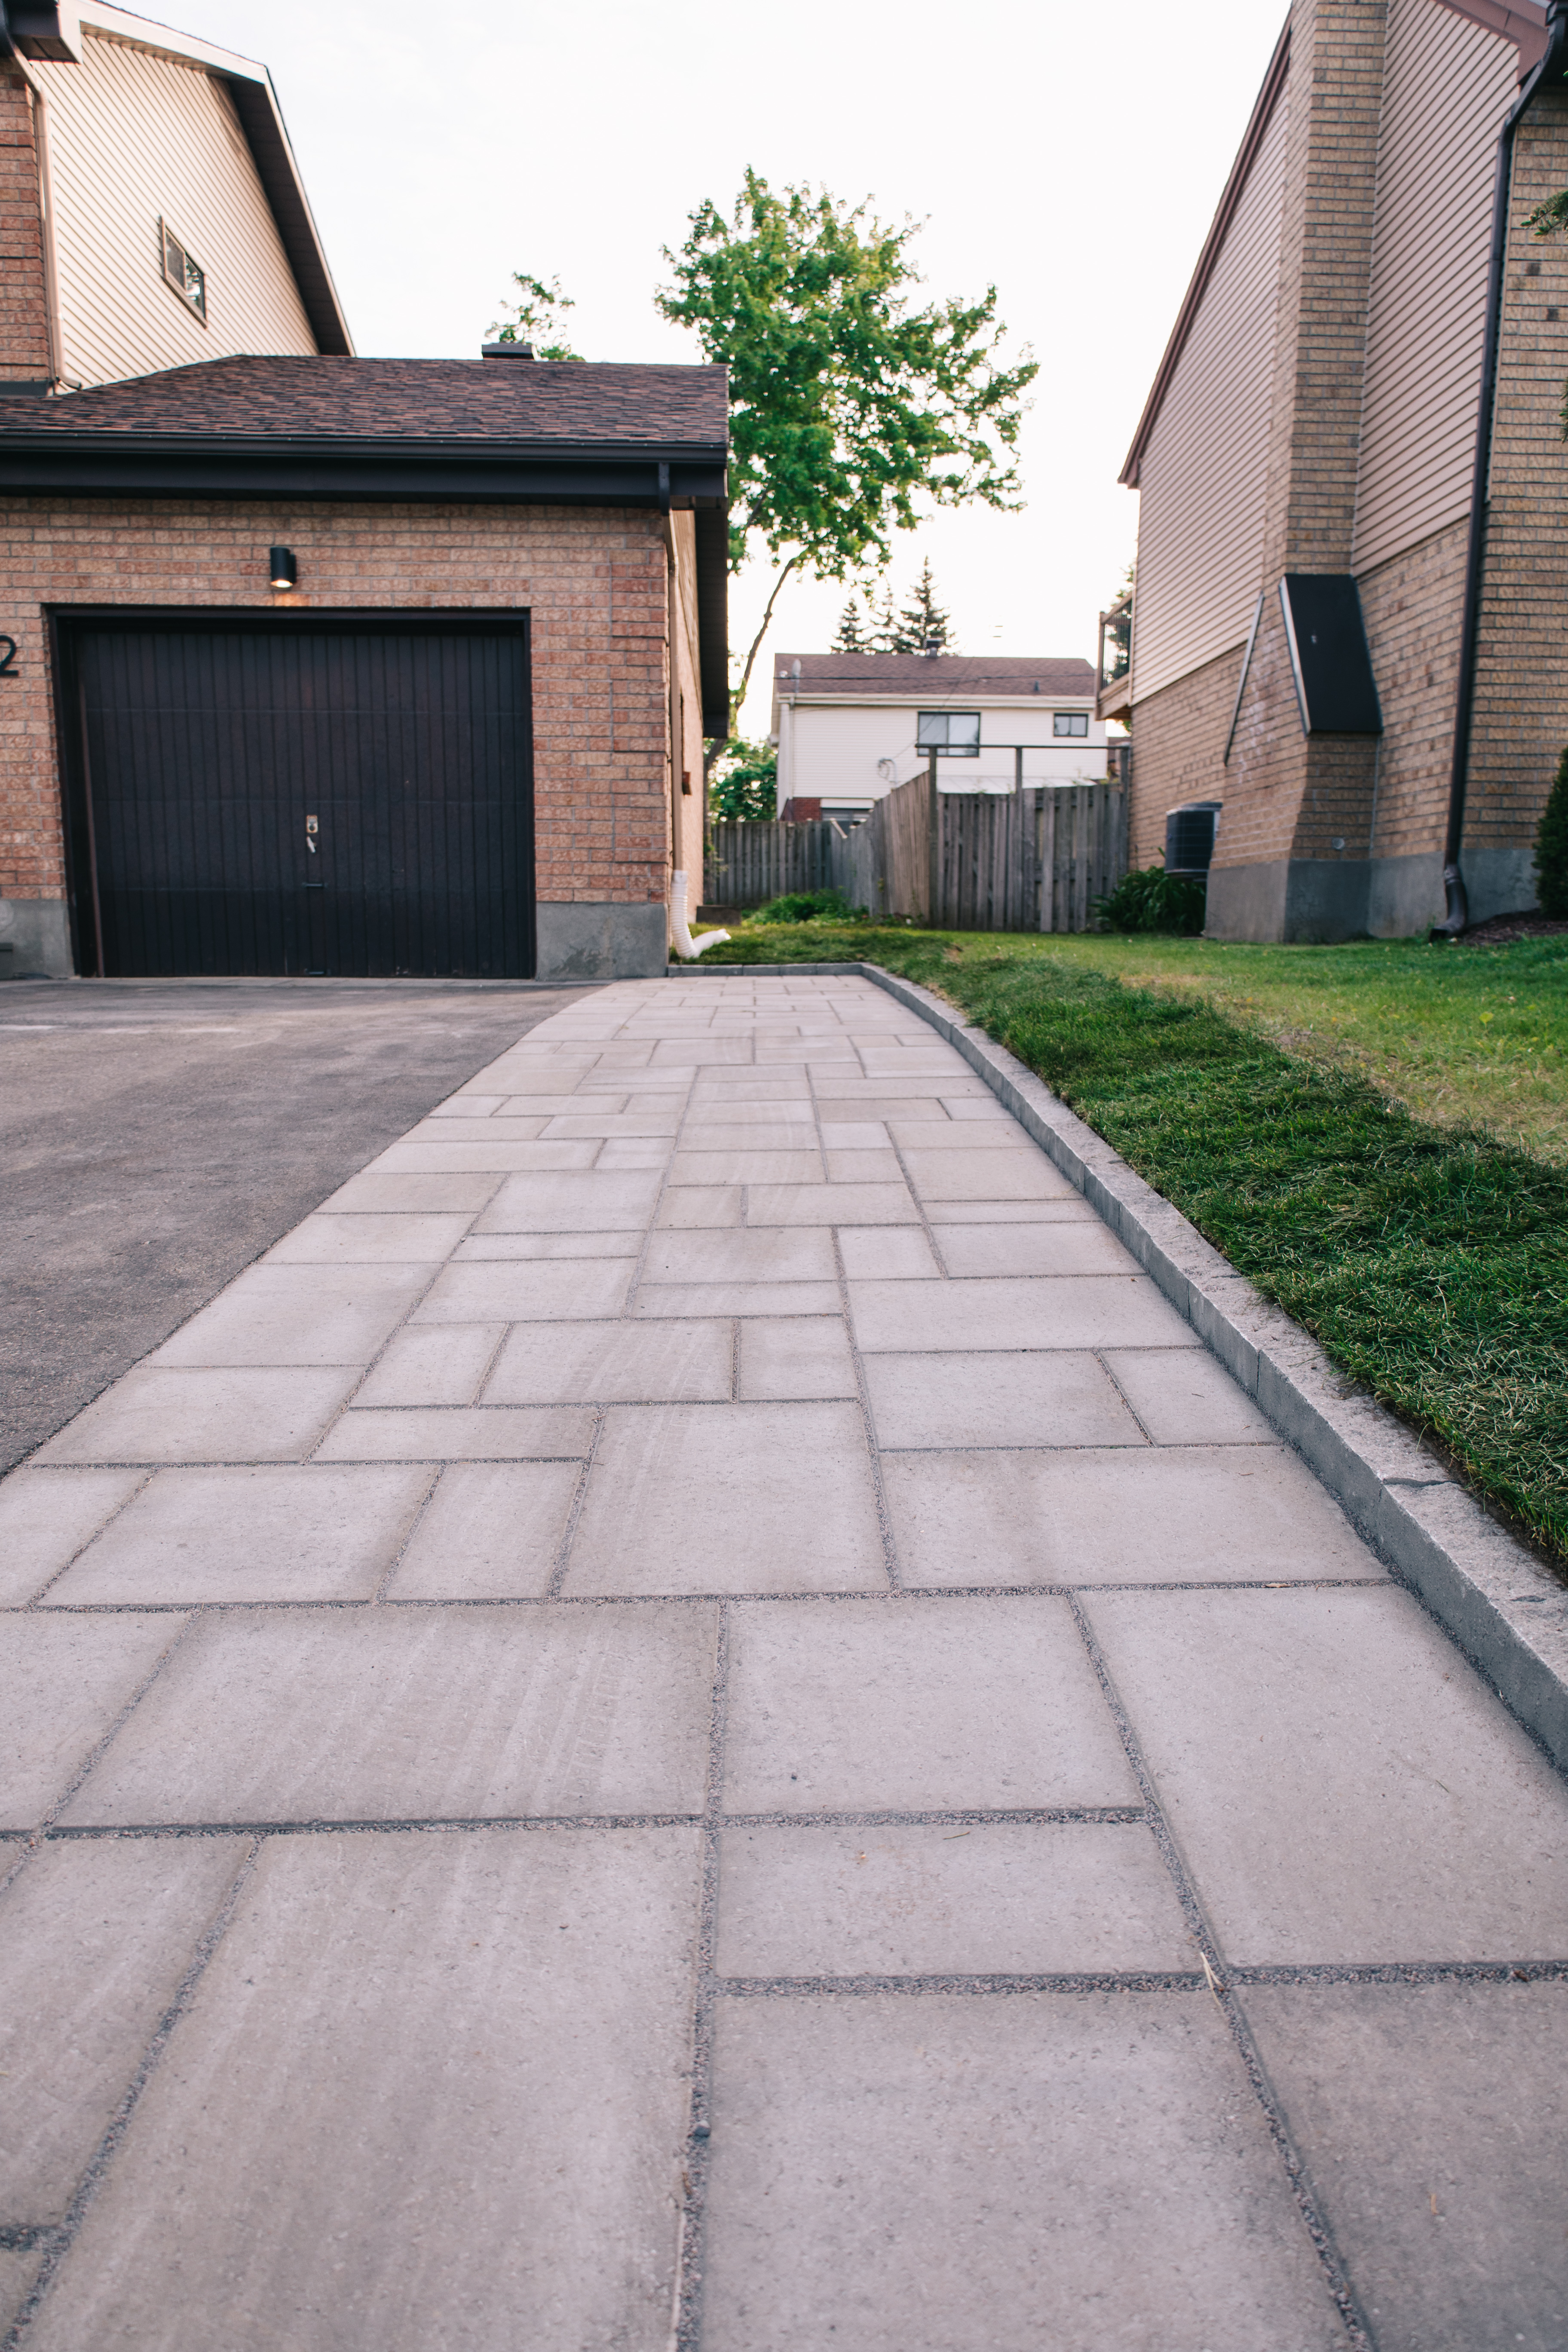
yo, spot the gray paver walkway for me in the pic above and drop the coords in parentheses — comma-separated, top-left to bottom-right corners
(2, 971, 1567, 2352)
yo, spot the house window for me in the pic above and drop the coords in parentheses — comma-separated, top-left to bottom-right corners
(916, 710, 980, 756)
(1053, 711, 1089, 737)
(160, 220, 206, 321)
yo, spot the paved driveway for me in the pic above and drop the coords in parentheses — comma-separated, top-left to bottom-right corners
(2, 971, 1566, 2350)
(0, 977, 588, 1473)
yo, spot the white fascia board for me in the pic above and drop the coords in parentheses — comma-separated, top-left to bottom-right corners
(76, 2, 267, 81)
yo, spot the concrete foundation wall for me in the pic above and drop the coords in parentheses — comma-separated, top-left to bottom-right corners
(535, 903, 668, 983)
(0, 892, 71, 974)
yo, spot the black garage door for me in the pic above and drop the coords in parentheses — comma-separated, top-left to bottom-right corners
(58, 612, 533, 977)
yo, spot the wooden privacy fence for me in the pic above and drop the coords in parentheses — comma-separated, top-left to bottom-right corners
(704, 775, 1127, 934)
(703, 820, 841, 908)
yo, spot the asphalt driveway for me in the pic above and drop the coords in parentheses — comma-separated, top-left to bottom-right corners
(0, 977, 590, 1474)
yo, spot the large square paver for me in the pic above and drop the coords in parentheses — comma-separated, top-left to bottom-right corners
(714, 1821, 1192, 1976)
(934, 1221, 1142, 1276)
(864, 1351, 1145, 1449)
(262, 1213, 474, 1265)
(737, 1319, 856, 1401)
(474, 1170, 663, 1231)
(354, 1324, 506, 1406)
(484, 1320, 732, 1403)
(0, 1467, 144, 1603)
(850, 1275, 1197, 1351)
(897, 1147, 1076, 1202)
(1102, 1347, 1276, 1443)
(722, 1596, 1136, 1811)
(745, 1182, 918, 1225)
(1086, 1586, 1568, 1963)
(24, 1828, 701, 2352)
(36, 1366, 361, 1465)
(0, 1836, 248, 2218)
(49, 1465, 432, 1605)
(59, 1604, 717, 1825)
(2, 1614, 184, 1829)
(1243, 1980, 1568, 2352)
(312, 1407, 593, 1461)
(412, 1258, 632, 1321)
(701, 1994, 1348, 2352)
(384, 1462, 583, 1598)
(149, 1264, 431, 1368)
(563, 1403, 885, 1595)
(643, 1228, 834, 1283)
(884, 1446, 1378, 1585)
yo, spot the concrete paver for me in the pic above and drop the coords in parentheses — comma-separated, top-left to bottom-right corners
(701, 1996, 1351, 2352)
(4, 970, 1567, 2347)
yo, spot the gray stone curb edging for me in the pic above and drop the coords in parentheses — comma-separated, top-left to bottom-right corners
(668, 955, 1568, 1770)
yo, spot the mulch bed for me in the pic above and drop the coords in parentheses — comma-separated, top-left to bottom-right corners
(1460, 910, 1568, 946)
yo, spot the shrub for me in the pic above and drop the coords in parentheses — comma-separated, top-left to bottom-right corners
(1094, 865, 1207, 936)
(750, 887, 861, 925)
(1535, 744, 1568, 919)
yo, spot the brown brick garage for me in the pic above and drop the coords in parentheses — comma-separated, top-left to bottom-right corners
(0, 355, 728, 980)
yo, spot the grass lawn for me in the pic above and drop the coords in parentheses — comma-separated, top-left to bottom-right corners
(696, 919, 1568, 1566)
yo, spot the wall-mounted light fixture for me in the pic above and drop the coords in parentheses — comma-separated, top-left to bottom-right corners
(269, 545, 297, 590)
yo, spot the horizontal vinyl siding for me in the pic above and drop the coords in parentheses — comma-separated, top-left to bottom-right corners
(1352, 0, 1515, 575)
(33, 29, 316, 388)
(1129, 91, 1288, 705)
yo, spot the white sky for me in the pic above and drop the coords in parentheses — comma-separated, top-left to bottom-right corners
(169, 0, 1284, 737)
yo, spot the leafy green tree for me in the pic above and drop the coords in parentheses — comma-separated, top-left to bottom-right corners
(1535, 743, 1568, 917)
(709, 737, 777, 821)
(489, 272, 582, 361)
(832, 594, 874, 653)
(657, 170, 1036, 732)
(1101, 561, 1133, 684)
(891, 558, 954, 655)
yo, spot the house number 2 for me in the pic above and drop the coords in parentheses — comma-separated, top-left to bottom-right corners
(0, 638, 18, 677)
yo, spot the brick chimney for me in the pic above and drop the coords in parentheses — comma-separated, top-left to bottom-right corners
(0, 67, 52, 381)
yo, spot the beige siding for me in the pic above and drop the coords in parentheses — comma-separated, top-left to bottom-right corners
(1352, 0, 1515, 576)
(1129, 90, 1288, 705)
(31, 28, 315, 388)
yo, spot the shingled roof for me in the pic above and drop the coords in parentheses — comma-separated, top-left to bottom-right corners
(773, 653, 1096, 699)
(0, 352, 732, 736)
(0, 354, 730, 451)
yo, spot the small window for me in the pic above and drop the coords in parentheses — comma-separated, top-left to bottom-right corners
(916, 710, 980, 756)
(159, 220, 206, 321)
(1053, 711, 1089, 738)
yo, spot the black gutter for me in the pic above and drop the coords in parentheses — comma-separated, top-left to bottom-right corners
(1436, 0, 1568, 935)
(0, 450, 728, 505)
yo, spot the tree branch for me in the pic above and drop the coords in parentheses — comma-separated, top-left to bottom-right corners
(730, 550, 805, 736)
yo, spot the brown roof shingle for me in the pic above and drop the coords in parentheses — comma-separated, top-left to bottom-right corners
(774, 653, 1096, 698)
(0, 354, 729, 449)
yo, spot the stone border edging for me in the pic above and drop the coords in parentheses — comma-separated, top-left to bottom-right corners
(670, 954, 1568, 1768)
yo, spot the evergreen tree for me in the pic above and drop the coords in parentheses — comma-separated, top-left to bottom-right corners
(891, 558, 954, 655)
(870, 578, 900, 653)
(832, 595, 873, 653)
(1535, 744, 1568, 918)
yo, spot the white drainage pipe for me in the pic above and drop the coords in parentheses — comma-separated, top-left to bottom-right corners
(670, 870, 729, 960)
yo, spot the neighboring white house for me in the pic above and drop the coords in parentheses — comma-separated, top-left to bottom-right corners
(769, 653, 1106, 824)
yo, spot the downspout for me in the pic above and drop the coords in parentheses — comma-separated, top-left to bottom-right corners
(1435, 0, 1568, 936)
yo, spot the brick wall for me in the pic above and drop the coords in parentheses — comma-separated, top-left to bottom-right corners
(0, 70, 49, 379)
(0, 496, 691, 916)
(1469, 81, 1568, 858)
(1125, 643, 1243, 868)
(1356, 514, 1467, 863)
(1262, 0, 1388, 579)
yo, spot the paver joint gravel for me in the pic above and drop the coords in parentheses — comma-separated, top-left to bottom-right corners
(1, 972, 1565, 2351)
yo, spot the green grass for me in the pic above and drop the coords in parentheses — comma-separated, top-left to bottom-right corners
(697, 919, 1568, 1564)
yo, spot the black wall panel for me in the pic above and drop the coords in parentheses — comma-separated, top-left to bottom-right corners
(58, 612, 533, 978)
